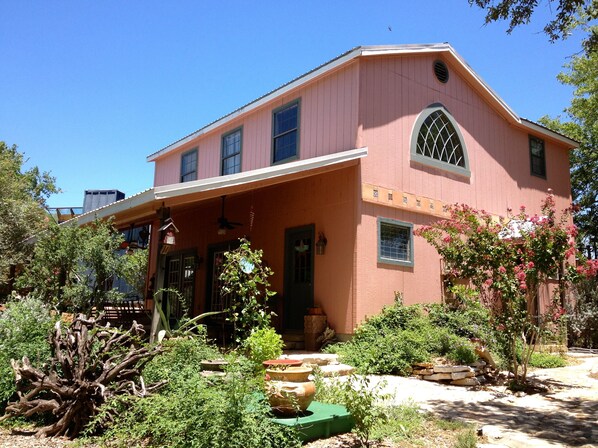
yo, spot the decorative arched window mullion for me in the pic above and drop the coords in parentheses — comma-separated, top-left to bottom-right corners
(410, 104, 470, 177)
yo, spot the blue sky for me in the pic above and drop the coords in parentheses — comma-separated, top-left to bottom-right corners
(0, 1, 586, 208)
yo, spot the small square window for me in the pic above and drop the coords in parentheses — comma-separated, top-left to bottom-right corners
(272, 101, 299, 164)
(529, 136, 546, 178)
(377, 218, 413, 266)
(221, 128, 242, 175)
(180, 148, 198, 182)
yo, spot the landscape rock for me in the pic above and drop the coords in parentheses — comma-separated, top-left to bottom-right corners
(450, 377, 480, 386)
(413, 362, 434, 368)
(479, 425, 504, 439)
(423, 373, 453, 381)
(434, 365, 472, 373)
(451, 371, 476, 380)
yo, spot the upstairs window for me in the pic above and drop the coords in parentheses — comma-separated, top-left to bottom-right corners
(180, 148, 198, 182)
(221, 128, 242, 175)
(272, 100, 299, 164)
(410, 104, 470, 176)
(377, 217, 414, 266)
(529, 136, 546, 178)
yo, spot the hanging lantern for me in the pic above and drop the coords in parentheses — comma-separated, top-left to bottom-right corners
(159, 217, 179, 249)
(163, 230, 176, 246)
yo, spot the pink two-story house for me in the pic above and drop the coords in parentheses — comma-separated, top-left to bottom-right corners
(78, 44, 577, 340)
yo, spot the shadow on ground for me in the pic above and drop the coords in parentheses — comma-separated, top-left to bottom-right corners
(425, 391, 598, 447)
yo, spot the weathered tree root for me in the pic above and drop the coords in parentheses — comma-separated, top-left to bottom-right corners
(2, 315, 163, 438)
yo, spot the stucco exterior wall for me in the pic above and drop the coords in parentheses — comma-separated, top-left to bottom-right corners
(147, 166, 359, 335)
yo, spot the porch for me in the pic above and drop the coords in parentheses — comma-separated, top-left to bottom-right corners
(74, 148, 367, 341)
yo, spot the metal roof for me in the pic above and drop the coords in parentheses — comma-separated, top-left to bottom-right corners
(77, 147, 368, 226)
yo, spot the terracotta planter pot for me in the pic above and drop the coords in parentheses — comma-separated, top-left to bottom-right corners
(265, 366, 311, 382)
(265, 366, 315, 416)
(262, 359, 302, 369)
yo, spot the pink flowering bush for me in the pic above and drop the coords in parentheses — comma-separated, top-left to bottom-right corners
(416, 193, 594, 384)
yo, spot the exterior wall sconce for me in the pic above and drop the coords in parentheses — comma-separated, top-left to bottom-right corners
(316, 232, 327, 255)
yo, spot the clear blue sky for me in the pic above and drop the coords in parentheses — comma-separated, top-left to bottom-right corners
(0, 1, 586, 208)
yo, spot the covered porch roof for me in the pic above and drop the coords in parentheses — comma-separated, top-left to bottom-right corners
(75, 147, 368, 228)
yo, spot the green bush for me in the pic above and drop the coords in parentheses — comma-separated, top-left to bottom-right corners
(315, 374, 389, 447)
(96, 352, 300, 448)
(447, 338, 479, 365)
(243, 327, 283, 368)
(0, 295, 56, 411)
(332, 300, 492, 375)
(528, 352, 567, 368)
(142, 332, 220, 386)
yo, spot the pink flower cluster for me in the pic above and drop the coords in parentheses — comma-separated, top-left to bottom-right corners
(577, 260, 598, 278)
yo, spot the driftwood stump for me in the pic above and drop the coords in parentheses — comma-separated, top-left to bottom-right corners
(1, 315, 163, 438)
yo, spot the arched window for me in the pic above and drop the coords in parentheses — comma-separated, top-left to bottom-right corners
(410, 104, 470, 176)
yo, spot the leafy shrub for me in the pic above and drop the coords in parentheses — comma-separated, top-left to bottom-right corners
(243, 327, 283, 368)
(142, 332, 220, 386)
(447, 338, 478, 365)
(0, 295, 55, 411)
(332, 301, 491, 375)
(97, 352, 300, 448)
(315, 374, 389, 447)
(528, 352, 567, 368)
(426, 287, 495, 348)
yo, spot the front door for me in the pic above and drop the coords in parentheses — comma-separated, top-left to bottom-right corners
(284, 225, 315, 330)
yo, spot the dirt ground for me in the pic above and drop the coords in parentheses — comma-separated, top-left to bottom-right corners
(2, 353, 597, 448)
(307, 352, 598, 448)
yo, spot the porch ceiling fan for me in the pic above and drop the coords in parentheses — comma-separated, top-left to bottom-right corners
(217, 195, 242, 232)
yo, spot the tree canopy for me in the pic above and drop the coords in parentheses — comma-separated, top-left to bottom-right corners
(539, 37, 598, 257)
(16, 218, 148, 314)
(0, 141, 58, 295)
(469, 0, 598, 52)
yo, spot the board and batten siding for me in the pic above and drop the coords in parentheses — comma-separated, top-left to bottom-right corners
(152, 62, 360, 187)
(357, 54, 571, 216)
(353, 54, 572, 325)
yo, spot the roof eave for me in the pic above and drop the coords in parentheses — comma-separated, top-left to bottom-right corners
(519, 118, 579, 148)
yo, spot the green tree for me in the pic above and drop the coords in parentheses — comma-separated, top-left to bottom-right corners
(17, 218, 139, 314)
(469, 0, 598, 52)
(540, 41, 598, 257)
(0, 141, 58, 295)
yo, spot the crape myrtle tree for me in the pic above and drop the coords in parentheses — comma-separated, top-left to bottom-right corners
(416, 193, 598, 384)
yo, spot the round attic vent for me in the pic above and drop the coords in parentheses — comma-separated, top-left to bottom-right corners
(433, 60, 449, 84)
